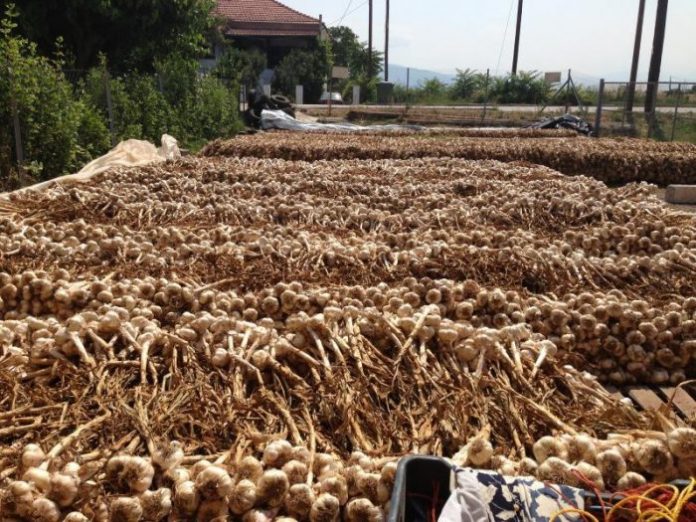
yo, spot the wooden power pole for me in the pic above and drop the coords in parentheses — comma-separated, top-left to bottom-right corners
(368, 0, 373, 80)
(511, 0, 523, 75)
(384, 0, 390, 81)
(626, 0, 646, 113)
(645, 0, 669, 114)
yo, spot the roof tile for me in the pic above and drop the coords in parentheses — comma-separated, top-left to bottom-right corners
(216, 0, 319, 25)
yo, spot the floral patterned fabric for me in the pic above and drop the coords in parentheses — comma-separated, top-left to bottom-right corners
(438, 468, 585, 522)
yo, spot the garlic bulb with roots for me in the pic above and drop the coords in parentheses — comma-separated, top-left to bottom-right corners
(110, 497, 143, 522)
(106, 456, 155, 494)
(537, 457, 572, 484)
(194, 465, 234, 499)
(173, 480, 199, 514)
(310, 493, 340, 522)
(21, 443, 46, 469)
(48, 471, 79, 507)
(282, 459, 308, 484)
(574, 462, 604, 491)
(229, 479, 257, 515)
(30, 496, 61, 522)
(345, 497, 383, 522)
(196, 499, 229, 522)
(152, 440, 184, 471)
(533, 436, 568, 464)
(256, 468, 290, 508)
(237, 455, 264, 482)
(285, 483, 315, 519)
(617, 471, 647, 490)
(633, 439, 673, 475)
(63, 512, 89, 522)
(22, 467, 51, 493)
(596, 449, 627, 485)
(466, 432, 494, 467)
(667, 427, 696, 459)
(319, 475, 349, 506)
(263, 439, 293, 468)
(139, 487, 172, 521)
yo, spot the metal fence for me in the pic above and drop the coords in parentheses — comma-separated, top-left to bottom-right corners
(594, 80, 696, 142)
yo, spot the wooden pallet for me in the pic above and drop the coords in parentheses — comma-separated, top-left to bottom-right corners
(604, 383, 696, 422)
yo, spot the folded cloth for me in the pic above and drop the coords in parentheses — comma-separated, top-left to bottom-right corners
(438, 468, 585, 522)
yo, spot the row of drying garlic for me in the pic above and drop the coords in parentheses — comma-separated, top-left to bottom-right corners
(4, 440, 395, 522)
(201, 133, 696, 184)
(5, 428, 696, 522)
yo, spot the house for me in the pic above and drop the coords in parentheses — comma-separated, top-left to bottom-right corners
(206, 0, 327, 69)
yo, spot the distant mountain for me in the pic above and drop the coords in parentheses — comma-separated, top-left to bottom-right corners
(387, 64, 456, 86)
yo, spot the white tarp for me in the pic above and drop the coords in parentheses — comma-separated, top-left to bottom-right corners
(1, 135, 180, 198)
(260, 109, 425, 133)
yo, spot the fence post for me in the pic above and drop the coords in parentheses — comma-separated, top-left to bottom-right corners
(670, 86, 681, 142)
(481, 68, 490, 124)
(11, 98, 23, 166)
(103, 70, 116, 146)
(594, 79, 605, 137)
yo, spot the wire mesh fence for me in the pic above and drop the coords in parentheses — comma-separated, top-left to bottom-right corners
(595, 80, 696, 142)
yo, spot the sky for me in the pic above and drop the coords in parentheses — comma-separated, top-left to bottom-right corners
(284, 0, 696, 81)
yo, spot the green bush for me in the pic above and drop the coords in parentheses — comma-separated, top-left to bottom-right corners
(274, 43, 331, 103)
(490, 72, 550, 104)
(1, 5, 111, 181)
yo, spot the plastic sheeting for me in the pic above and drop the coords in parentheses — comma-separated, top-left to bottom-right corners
(260, 109, 426, 133)
(1, 135, 180, 198)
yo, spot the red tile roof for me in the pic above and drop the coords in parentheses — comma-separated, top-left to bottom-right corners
(216, 0, 321, 37)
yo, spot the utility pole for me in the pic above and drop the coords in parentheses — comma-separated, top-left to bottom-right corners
(384, 0, 390, 81)
(645, 0, 669, 114)
(626, 0, 646, 113)
(368, 0, 373, 81)
(511, 0, 523, 75)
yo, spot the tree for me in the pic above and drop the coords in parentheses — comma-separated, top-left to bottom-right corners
(273, 46, 330, 103)
(1, 0, 216, 71)
(420, 78, 446, 99)
(490, 71, 550, 104)
(214, 47, 267, 91)
(328, 26, 361, 67)
(450, 68, 485, 100)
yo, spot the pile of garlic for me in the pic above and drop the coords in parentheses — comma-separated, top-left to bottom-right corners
(4, 429, 696, 521)
(202, 133, 696, 184)
(1, 440, 397, 522)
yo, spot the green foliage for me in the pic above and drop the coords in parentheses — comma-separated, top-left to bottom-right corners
(215, 47, 267, 89)
(328, 26, 383, 101)
(3, 0, 216, 71)
(490, 71, 550, 104)
(2, 5, 241, 184)
(273, 45, 330, 103)
(1, 4, 111, 181)
(451, 69, 486, 100)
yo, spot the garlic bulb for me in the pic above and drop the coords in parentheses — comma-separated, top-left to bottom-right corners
(285, 483, 315, 519)
(617, 471, 646, 490)
(173, 480, 200, 515)
(633, 439, 673, 475)
(263, 439, 293, 468)
(21, 444, 46, 469)
(196, 499, 228, 522)
(310, 493, 340, 522)
(256, 469, 290, 508)
(345, 497, 383, 522)
(139, 487, 172, 521)
(667, 427, 696, 459)
(106, 456, 155, 494)
(110, 497, 143, 522)
(194, 465, 234, 499)
(596, 449, 627, 485)
(229, 479, 257, 515)
(533, 436, 568, 464)
(237, 456, 264, 482)
(30, 497, 61, 522)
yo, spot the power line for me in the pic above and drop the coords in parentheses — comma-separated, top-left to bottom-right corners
(333, 0, 354, 27)
(495, 0, 515, 76)
(328, 0, 369, 26)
